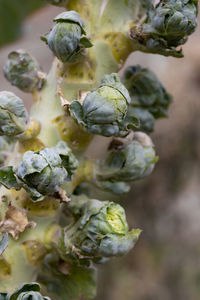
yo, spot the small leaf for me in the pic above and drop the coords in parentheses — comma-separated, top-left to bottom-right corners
(0, 166, 21, 190)
(69, 101, 84, 125)
(0, 233, 8, 255)
(80, 37, 93, 48)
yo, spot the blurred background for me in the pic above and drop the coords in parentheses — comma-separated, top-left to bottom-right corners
(0, 1, 200, 299)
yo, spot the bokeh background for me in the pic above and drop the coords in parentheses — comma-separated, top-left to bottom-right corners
(0, 1, 200, 299)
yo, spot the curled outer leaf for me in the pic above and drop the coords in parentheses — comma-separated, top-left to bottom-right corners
(70, 73, 137, 137)
(0, 91, 28, 137)
(41, 11, 92, 63)
(0, 282, 51, 300)
(123, 65, 172, 119)
(0, 142, 79, 202)
(130, 0, 198, 57)
(60, 196, 141, 262)
(3, 50, 46, 93)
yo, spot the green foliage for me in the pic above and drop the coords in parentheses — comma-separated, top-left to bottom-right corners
(0, 0, 44, 47)
(44, 0, 70, 6)
(4, 50, 46, 93)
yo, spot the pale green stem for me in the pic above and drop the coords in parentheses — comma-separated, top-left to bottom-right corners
(30, 60, 63, 147)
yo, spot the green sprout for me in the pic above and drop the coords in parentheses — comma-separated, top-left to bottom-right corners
(131, 0, 198, 56)
(3, 50, 46, 93)
(41, 11, 92, 63)
(123, 65, 172, 119)
(0, 141, 78, 201)
(70, 73, 139, 137)
(96, 132, 158, 193)
(61, 196, 141, 262)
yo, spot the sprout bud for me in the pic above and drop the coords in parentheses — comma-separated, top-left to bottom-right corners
(131, 0, 198, 55)
(60, 196, 141, 262)
(41, 11, 92, 63)
(123, 65, 172, 118)
(0, 141, 79, 201)
(4, 50, 46, 93)
(70, 73, 137, 137)
(97, 133, 158, 183)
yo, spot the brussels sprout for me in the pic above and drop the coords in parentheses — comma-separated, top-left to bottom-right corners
(131, 0, 198, 55)
(41, 11, 92, 63)
(60, 196, 141, 261)
(123, 65, 172, 118)
(0, 141, 79, 201)
(145, 0, 198, 46)
(3, 50, 46, 93)
(97, 133, 158, 183)
(0, 91, 28, 136)
(70, 73, 138, 137)
(0, 282, 50, 300)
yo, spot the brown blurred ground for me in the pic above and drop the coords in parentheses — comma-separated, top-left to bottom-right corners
(1, 4, 200, 300)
